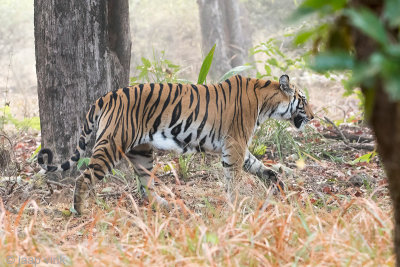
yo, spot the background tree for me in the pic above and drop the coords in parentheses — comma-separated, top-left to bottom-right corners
(293, 0, 400, 264)
(34, 0, 131, 162)
(197, 0, 252, 80)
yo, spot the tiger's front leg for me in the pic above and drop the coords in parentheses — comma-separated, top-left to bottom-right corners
(243, 149, 282, 188)
(221, 138, 246, 201)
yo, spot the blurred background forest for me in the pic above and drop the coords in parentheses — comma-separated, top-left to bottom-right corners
(0, 0, 359, 123)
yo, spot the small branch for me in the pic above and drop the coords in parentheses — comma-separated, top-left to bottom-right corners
(0, 133, 13, 148)
(7, 181, 17, 195)
(46, 180, 70, 188)
(324, 117, 349, 144)
(345, 143, 375, 151)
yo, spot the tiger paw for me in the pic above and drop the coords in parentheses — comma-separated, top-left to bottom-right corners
(261, 169, 285, 192)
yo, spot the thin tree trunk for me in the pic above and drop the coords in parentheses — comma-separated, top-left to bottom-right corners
(223, 0, 245, 67)
(34, 0, 131, 163)
(198, 0, 232, 80)
(198, 0, 252, 80)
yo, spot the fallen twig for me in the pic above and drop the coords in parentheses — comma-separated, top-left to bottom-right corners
(324, 117, 349, 144)
(323, 131, 374, 143)
(46, 180, 71, 188)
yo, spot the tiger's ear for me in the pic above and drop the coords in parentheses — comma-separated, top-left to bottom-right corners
(279, 74, 294, 97)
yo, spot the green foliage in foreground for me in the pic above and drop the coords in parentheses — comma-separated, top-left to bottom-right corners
(292, 0, 400, 117)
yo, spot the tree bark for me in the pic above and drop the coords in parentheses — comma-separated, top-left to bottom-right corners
(350, 0, 400, 264)
(197, 0, 252, 80)
(223, 0, 245, 67)
(34, 0, 131, 162)
(198, 0, 232, 80)
(370, 86, 400, 266)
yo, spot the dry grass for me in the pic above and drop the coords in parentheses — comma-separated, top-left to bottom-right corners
(0, 183, 394, 266)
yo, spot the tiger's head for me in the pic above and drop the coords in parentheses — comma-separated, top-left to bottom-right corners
(256, 74, 314, 131)
(278, 74, 314, 130)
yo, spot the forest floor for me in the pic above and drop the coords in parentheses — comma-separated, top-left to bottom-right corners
(0, 89, 394, 266)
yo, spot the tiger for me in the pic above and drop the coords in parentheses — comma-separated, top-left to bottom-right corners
(37, 74, 314, 214)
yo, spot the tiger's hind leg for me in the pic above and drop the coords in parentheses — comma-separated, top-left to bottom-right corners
(127, 144, 168, 207)
(73, 140, 118, 215)
(242, 149, 283, 189)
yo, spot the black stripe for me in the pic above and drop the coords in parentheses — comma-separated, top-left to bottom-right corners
(196, 85, 209, 138)
(172, 84, 180, 104)
(184, 113, 194, 132)
(71, 150, 80, 162)
(98, 97, 104, 109)
(79, 137, 86, 150)
(171, 122, 182, 136)
(169, 100, 182, 127)
(88, 104, 95, 123)
(146, 84, 163, 123)
(222, 161, 234, 168)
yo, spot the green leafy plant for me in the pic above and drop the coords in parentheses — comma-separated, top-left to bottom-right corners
(251, 38, 307, 80)
(130, 50, 182, 84)
(77, 157, 90, 169)
(0, 105, 40, 131)
(178, 153, 193, 181)
(350, 151, 377, 165)
(249, 143, 268, 158)
(218, 65, 253, 83)
(292, 0, 400, 114)
(197, 44, 216, 84)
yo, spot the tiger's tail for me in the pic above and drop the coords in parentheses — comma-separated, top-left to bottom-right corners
(37, 97, 104, 173)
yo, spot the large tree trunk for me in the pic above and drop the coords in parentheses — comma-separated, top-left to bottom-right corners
(371, 86, 400, 266)
(34, 0, 131, 163)
(350, 0, 400, 264)
(197, 0, 252, 80)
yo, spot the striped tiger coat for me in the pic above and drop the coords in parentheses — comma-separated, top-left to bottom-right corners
(38, 74, 314, 214)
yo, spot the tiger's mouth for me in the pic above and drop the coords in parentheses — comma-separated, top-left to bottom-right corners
(292, 115, 308, 130)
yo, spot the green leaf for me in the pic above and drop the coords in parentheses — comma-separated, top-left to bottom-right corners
(77, 157, 90, 169)
(294, 30, 315, 45)
(267, 58, 279, 67)
(289, 0, 346, 21)
(345, 8, 389, 46)
(141, 57, 151, 68)
(29, 144, 42, 160)
(217, 65, 253, 82)
(384, 0, 400, 27)
(264, 64, 272, 76)
(385, 76, 400, 100)
(197, 44, 216, 84)
(350, 151, 376, 164)
(309, 52, 354, 72)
